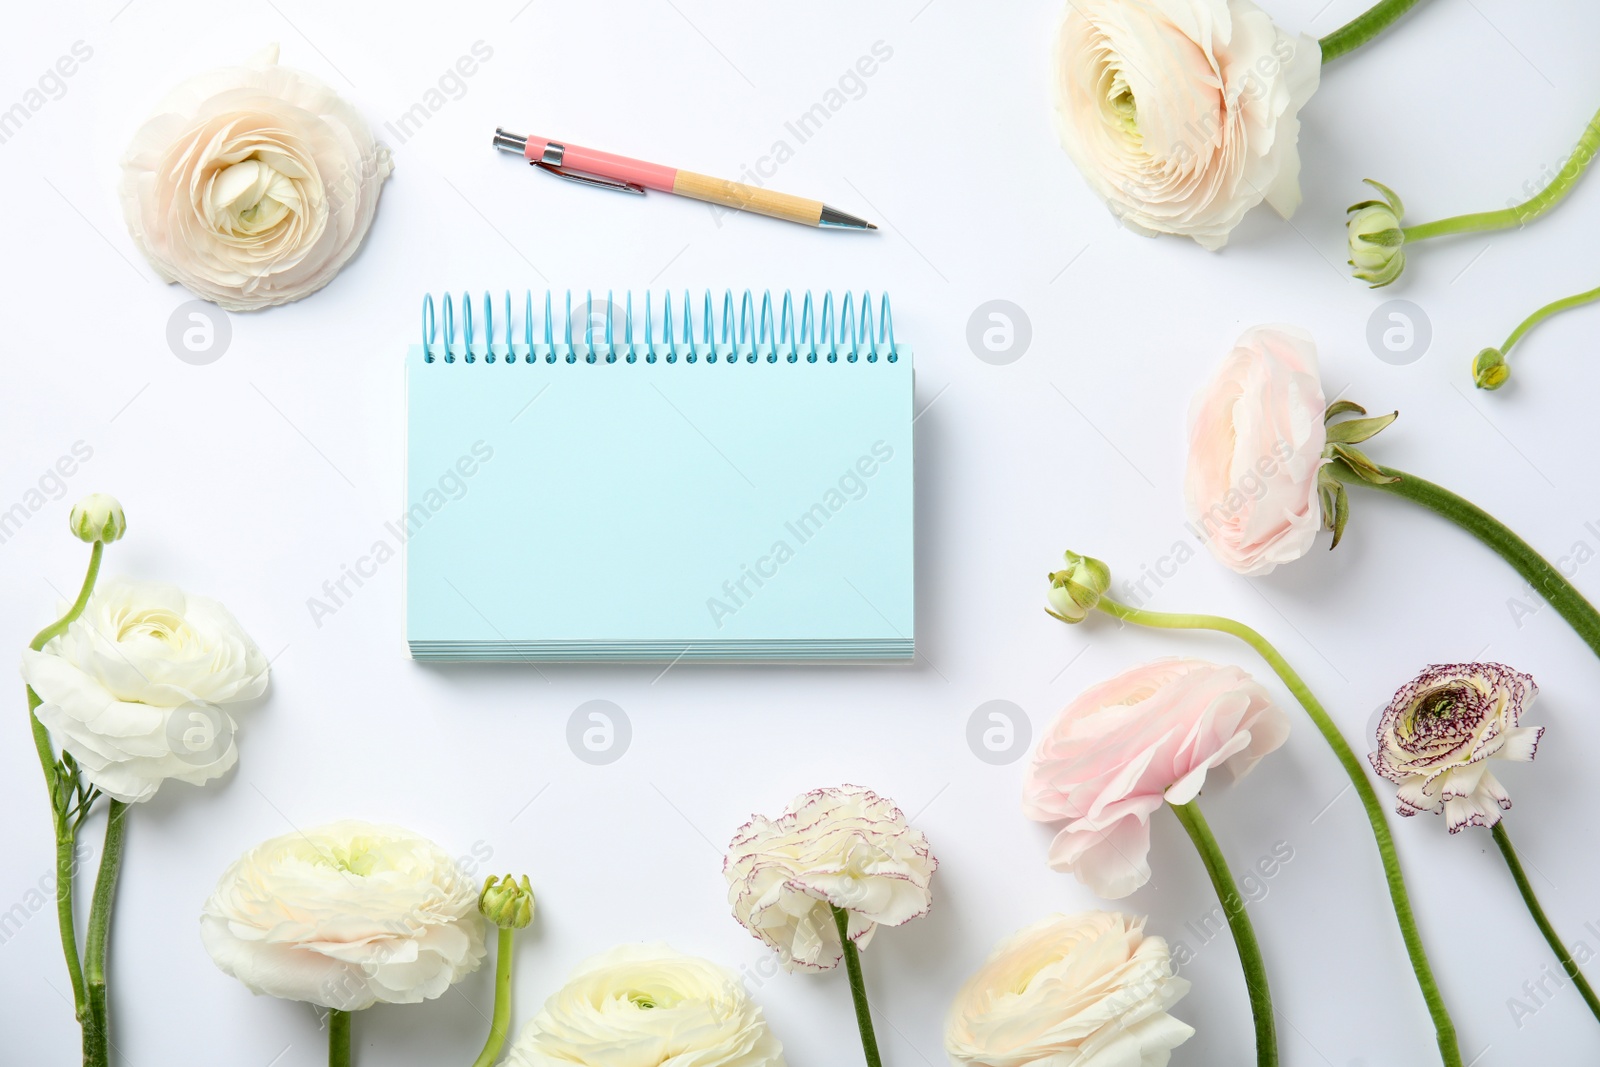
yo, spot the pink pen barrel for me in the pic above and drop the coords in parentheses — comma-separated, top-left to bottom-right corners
(522, 136, 677, 192)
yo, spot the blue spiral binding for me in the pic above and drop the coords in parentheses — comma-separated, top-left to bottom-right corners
(420, 291, 899, 366)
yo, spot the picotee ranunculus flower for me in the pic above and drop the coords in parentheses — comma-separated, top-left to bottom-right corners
(945, 912, 1193, 1067)
(1053, 0, 1321, 249)
(200, 820, 486, 1010)
(1186, 325, 1328, 576)
(21, 576, 269, 803)
(725, 785, 937, 972)
(505, 944, 787, 1067)
(1370, 663, 1542, 832)
(120, 44, 391, 311)
(1023, 658, 1288, 898)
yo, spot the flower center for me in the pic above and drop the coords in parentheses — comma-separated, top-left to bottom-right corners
(1107, 69, 1140, 139)
(209, 156, 303, 238)
(1398, 683, 1482, 748)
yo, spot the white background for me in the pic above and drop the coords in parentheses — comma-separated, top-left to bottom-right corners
(3, 1, 1599, 1064)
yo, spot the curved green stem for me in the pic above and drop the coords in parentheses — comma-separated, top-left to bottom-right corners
(1095, 595, 1462, 1067)
(25, 540, 103, 1033)
(83, 800, 127, 1067)
(829, 905, 882, 1067)
(1170, 802, 1276, 1067)
(31, 541, 103, 654)
(1502, 284, 1600, 354)
(1492, 822, 1600, 1026)
(469, 927, 515, 1067)
(1342, 462, 1600, 660)
(329, 1009, 352, 1067)
(1319, 0, 1426, 64)
(1401, 105, 1600, 241)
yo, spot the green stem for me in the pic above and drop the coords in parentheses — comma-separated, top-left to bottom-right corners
(83, 800, 127, 1067)
(329, 1009, 352, 1067)
(1343, 462, 1600, 661)
(1096, 595, 1462, 1067)
(1401, 104, 1600, 241)
(1502, 284, 1600, 355)
(1491, 822, 1600, 1026)
(469, 927, 515, 1067)
(1319, 0, 1426, 64)
(829, 905, 882, 1067)
(1170, 802, 1276, 1067)
(25, 540, 103, 1033)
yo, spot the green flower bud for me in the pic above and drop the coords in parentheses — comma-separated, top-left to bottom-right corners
(69, 493, 126, 544)
(1046, 551, 1111, 623)
(1346, 180, 1406, 288)
(478, 873, 535, 929)
(1473, 347, 1510, 390)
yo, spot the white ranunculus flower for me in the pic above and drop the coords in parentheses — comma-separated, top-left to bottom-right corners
(120, 44, 391, 311)
(505, 944, 787, 1067)
(945, 912, 1193, 1067)
(1053, 0, 1321, 249)
(200, 820, 486, 1010)
(724, 785, 937, 973)
(21, 577, 269, 803)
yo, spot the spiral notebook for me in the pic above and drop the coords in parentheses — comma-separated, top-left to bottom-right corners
(405, 289, 915, 662)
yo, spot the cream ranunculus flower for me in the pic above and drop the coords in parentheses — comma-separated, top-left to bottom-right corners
(946, 912, 1193, 1067)
(200, 820, 486, 1010)
(1054, 0, 1321, 249)
(1185, 325, 1328, 576)
(725, 785, 937, 972)
(505, 944, 786, 1067)
(120, 44, 391, 311)
(1370, 663, 1543, 832)
(21, 576, 269, 803)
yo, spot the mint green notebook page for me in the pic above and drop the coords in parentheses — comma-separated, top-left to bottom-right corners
(405, 346, 914, 657)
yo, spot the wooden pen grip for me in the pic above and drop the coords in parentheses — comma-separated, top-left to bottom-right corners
(672, 170, 825, 226)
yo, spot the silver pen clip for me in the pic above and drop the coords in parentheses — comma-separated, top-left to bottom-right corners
(535, 141, 645, 195)
(494, 129, 647, 195)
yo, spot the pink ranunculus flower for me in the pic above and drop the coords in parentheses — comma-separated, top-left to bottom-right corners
(1186, 325, 1328, 576)
(1023, 659, 1289, 899)
(1370, 663, 1543, 832)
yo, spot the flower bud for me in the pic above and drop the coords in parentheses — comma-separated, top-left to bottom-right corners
(1472, 347, 1510, 390)
(1346, 180, 1406, 288)
(478, 873, 535, 929)
(1046, 551, 1111, 623)
(69, 494, 126, 544)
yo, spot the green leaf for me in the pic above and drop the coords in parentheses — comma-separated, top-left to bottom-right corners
(1361, 228, 1405, 247)
(1324, 400, 1368, 422)
(1329, 485, 1351, 549)
(1329, 444, 1401, 484)
(1362, 178, 1404, 213)
(1326, 411, 1399, 445)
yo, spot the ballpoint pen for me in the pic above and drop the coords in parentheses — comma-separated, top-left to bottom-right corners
(492, 129, 876, 231)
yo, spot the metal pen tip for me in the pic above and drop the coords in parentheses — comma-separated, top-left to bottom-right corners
(818, 205, 876, 231)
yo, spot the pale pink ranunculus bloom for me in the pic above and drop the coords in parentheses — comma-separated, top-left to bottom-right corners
(1185, 325, 1328, 576)
(1023, 659, 1289, 899)
(1053, 0, 1321, 249)
(120, 44, 391, 311)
